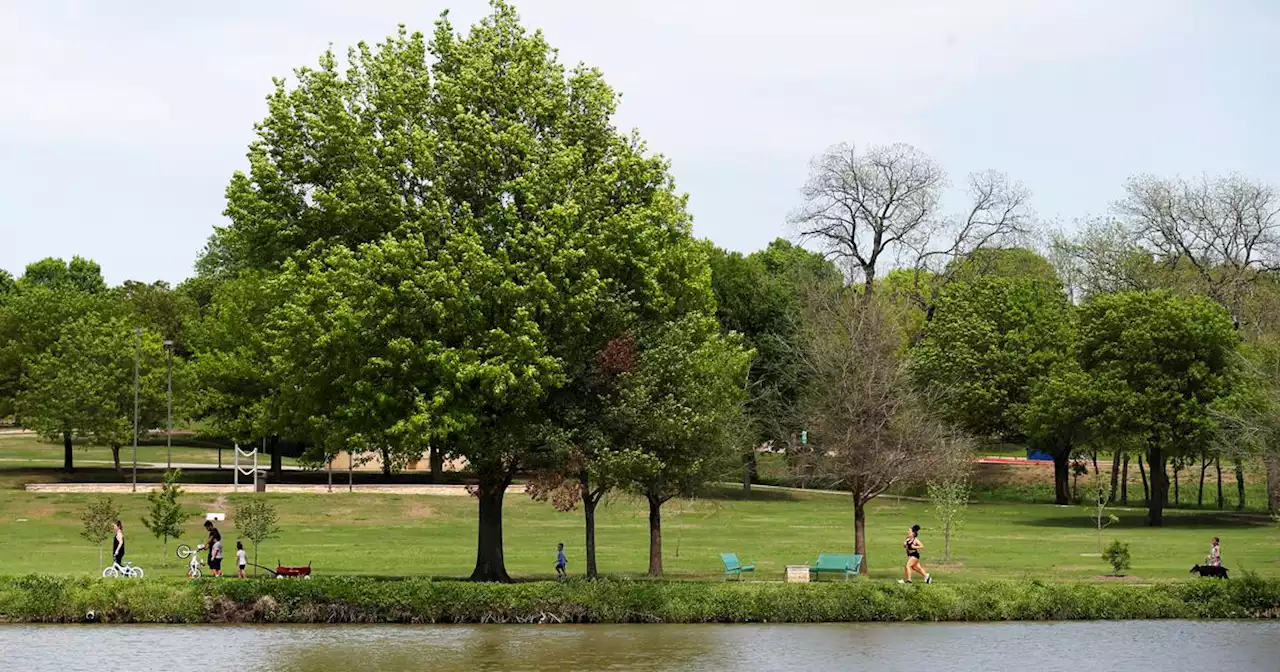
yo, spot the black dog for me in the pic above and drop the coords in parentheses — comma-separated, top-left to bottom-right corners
(1190, 564, 1229, 579)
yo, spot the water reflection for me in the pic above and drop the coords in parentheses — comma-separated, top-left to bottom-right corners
(1, 621, 1278, 672)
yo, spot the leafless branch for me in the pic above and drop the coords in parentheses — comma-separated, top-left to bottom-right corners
(1116, 173, 1280, 327)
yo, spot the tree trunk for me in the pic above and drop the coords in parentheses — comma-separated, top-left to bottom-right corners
(111, 445, 122, 475)
(742, 451, 757, 495)
(1108, 451, 1121, 503)
(1092, 450, 1100, 476)
(63, 431, 74, 472)
(1216, 457, 1224, 510)
(1198, 455, 1208, 507)
(1234, 460, 1246, 511)
(1052, 451, 1071, 505)
(583, 490, 601, 580)
(469, 479, 511, 582)
(646, 492, 663, 578)
(1138, 454, 1149, 504)
(1120, 454, 1129, 505)
(269, 435, 282, 478)
(1172, 462, 1179, 508)
(1146, 445, 1166, 527)
(429, 445, 444, 484)
(380, 447, 392, 477)
(1266, 455, 1279, 516)
(854, 496, 868, 575)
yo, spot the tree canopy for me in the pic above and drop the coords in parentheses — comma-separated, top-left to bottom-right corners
(1076, 290, 1238, 525)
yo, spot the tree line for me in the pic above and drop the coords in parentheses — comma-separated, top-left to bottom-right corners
(2, 1, 1278, 580)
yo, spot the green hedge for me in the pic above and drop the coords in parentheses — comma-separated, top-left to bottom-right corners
(1, 575, 1277, 624)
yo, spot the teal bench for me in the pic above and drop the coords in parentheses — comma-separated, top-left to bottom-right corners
(720, 553, 755, 580)
(809, 553, 863, 580)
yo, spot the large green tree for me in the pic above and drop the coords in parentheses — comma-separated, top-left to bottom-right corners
(1076, 291, 1238, 525)
(708, 239, 841, 492)
(16, 313, 167, 473)
(233, 3, 713, 581)
(605, 314, 751, 577)
(188, 271, 291, 475)
(0, 259, 112, 427)
(913, 256, 1073, 441)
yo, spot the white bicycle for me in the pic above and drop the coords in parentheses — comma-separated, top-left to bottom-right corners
(102, 560, 144, 578)
(177, 544, 203, 579)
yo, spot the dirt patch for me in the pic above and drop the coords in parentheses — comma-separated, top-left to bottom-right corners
(1091, 575, 1141, 582)
(207, 594, 279, 622)
(402, 499, 437, 519)
(15, 504, 58, 520)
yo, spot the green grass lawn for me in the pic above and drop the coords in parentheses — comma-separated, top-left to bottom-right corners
(1, 484, 1274, 583)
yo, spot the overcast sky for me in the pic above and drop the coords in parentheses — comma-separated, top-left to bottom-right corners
(3, 0, 1277, 285)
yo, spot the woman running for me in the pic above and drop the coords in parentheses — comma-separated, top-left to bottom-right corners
(900, 524, 932, 584)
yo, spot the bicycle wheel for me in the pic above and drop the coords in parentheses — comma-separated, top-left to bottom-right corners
(176, 544, 192, 559)
(188, 566, 201, 579)
(102, 566, 119, 578)
(130, 567, 144, 579)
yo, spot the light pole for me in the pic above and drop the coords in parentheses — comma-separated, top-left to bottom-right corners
(132, 328, 142, 493)
(164, 340, 174, 470)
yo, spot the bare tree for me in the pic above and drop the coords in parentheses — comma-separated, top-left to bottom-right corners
(793, 285, 961, 574)
(1047, 218, 1160, 303)
(1117, 174, 1280, 328)
(789, 142, 1033, 301)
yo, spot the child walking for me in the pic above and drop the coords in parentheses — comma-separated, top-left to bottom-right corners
(236, 541, 248, 579)
(555, 543, 568, 580)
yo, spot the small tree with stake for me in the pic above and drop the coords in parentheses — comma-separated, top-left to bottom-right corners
(81, 495, 120, 570)
(235, 498, 280, 576)
(928, 473, 970, 562)
(140, 469, 191, 561)
(1088, 470, 1120, 553)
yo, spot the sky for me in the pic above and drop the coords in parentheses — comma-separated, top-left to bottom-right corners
(3, 0, 1279, 285)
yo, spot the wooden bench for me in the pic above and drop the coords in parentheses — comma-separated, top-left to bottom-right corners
(720, 553, 755, 580)
(809, 553, 862, 580)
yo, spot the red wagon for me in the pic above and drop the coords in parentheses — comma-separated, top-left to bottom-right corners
(263, 561, 312, 579)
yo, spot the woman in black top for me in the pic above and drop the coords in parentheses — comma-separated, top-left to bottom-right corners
(901, 524, 932, 584)
(111, 520, 125, 567)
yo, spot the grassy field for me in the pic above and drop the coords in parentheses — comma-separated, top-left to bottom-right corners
(1, 483, 1275, 583)
(0, 432, 299, 469)
(756, 452, 1275, 512)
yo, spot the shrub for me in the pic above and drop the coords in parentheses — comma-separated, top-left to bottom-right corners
(1102, 540, 1131, 576)
(3, 575, 1279, 624)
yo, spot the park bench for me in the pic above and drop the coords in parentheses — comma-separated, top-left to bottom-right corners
(809, 553, 862, 580)
(720, 553, 756, 580)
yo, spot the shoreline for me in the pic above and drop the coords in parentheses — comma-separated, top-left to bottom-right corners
(2, 576, 1277, 624)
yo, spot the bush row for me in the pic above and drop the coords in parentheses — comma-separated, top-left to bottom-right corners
(2, 575, 1277, 624)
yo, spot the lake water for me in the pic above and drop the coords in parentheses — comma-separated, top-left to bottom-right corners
(1, 621, 1277, 671)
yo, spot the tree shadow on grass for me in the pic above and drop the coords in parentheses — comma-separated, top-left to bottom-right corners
(1017, 510, 1275, 530)
(702, 485, 799, 502)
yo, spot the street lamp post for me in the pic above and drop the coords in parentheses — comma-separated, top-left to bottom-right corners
(132, 328, 142, 493)
(164, 340, 174, 470)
